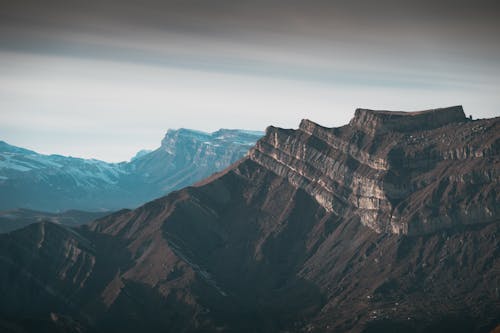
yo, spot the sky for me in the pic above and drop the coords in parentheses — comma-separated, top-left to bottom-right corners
(1, 0, 499, 162)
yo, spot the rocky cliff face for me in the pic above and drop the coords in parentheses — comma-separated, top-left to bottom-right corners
(349, 105, 467, 134)
(128, 128, 263, 194)
(0, 107, 498, 333)
(250, 106, 498, 235)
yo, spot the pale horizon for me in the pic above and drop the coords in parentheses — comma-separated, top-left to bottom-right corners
(1, 0, 499, 162)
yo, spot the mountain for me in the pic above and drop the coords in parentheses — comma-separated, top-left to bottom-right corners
(0, 209, 110, 234)
(0, 106, 498, 333)
(0, 129, 263, 212)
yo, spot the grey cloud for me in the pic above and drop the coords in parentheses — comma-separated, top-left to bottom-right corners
(0, 0, 499, 161)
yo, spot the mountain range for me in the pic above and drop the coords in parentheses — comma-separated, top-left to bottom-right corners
(0, 129, 263, 212)
(0, 106, 498, 333)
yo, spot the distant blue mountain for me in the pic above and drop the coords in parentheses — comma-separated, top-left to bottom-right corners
(0, 129, 263, 212)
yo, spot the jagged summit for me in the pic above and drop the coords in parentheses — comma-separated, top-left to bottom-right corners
(251, 106, 498, 235)
(350, 105, 467, 135)
(297, 106, 467, 137)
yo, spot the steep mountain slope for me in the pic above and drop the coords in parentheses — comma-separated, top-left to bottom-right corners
(0, 106, 498, 333)
(251, 106, 498, 235)
(0, 129, 262, 212)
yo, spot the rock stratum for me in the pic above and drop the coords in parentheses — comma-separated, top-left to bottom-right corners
(0, 106, 498, 333)
(251, 105, 498, 235)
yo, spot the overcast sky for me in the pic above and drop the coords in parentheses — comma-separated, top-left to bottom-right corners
(1, 0, 499, 161)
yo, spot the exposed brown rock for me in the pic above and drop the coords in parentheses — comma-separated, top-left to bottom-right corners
(0, 107, 498, 332)
(349, 105, 467, 135)
(250, 106, 498, 235)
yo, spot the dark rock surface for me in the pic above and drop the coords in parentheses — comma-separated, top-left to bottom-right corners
(0, 107, 498, 332)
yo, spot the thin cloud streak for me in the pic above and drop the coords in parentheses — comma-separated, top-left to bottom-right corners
(0, 0, 499, 161)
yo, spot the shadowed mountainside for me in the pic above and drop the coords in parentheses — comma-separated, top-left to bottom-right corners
(0, 106, 498, 332)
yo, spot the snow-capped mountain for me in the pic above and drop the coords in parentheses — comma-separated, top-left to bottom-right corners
(0, 129, 263, 212)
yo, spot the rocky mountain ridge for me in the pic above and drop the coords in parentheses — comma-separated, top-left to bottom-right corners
(250, 106, 498, 235)
(0, 129, 263, 212)
(0, 106, 498, 333)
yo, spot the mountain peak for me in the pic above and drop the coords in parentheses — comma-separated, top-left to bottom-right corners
(161, 128, 263, 149)
(251, 106, 498, 235)
(350, 105, 467, 135)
